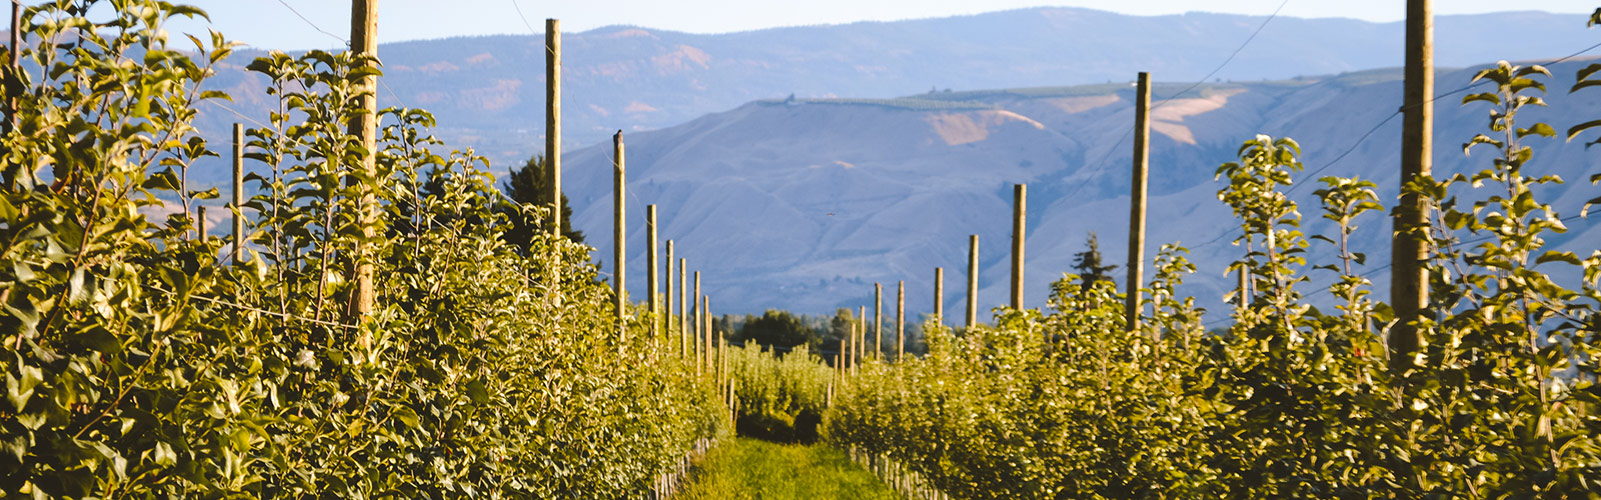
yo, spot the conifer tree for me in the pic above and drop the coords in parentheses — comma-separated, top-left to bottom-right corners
(1071, 232, 1118, 292)
(500, 154, 584, 252)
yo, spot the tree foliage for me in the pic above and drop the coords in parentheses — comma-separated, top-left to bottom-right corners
(0, 2, 721, 497)
(1069, 232, 1117, 292)
(499, 154, 584, 252)
(728, 345, 833, 443)
(825, 55, 1600, 498)
(741, 309, 819, 349)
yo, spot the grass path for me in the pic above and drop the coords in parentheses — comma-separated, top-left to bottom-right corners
(673, 438, 898, 500)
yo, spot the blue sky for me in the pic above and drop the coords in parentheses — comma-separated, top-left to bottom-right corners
(170, 1, 1595, 51)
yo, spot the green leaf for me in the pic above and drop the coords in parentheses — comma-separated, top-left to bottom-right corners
(1461, 92, 1500, 106)
(142, 167, 180, 191)
(391, 406, 420, 429)
(6, 365, 43, 410)
(466, 379, 489, 405)
(1566, 120, 1601, 142)
(1536, 251, 1582, 266)
(153, 441, 177, 467)
(1517, 123, 1555, 139)
(189, 187, 220, 200)
(1571, 79, 1601, 93)
(2, 435, 27, 462)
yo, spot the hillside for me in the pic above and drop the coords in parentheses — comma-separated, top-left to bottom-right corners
(558, 60, 1601, 318)
(173, 7, 1601, 318)
(190, 7, 1601, 166)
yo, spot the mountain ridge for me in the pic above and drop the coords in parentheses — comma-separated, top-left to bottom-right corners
(192, 7, 1601, 165)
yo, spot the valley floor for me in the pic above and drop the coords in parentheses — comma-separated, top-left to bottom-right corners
(673, 438, 898, 500)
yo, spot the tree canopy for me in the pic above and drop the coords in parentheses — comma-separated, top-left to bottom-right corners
(499, 154, 584, 252)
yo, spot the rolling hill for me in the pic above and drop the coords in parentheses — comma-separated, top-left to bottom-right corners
(558, 61, 1601, 319)
(171, 7, 1601, 320)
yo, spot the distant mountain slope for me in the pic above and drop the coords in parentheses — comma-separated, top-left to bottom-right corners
(193, 7, 1599, 166)
(558, 60, 1601, 318)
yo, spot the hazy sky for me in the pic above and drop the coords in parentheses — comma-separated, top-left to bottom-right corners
(169, 1, 1595, 51)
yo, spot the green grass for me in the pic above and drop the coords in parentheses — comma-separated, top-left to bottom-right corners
(673, 438, 899, 500)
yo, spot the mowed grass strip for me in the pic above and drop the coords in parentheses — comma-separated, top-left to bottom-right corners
(674, 438, 898, 500)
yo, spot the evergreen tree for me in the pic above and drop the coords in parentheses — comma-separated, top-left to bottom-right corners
(1071, 232, 1118, 292)
(499, 154, 584, 253)
(827, 307, 855, 354)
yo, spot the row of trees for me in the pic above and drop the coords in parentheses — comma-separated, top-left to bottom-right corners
(0, 2, 721, 497)
(824, 51, 1600, 497)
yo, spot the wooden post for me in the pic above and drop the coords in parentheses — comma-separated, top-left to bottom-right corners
(614, 132, 627, 337)
(853, 319, 862, 375)
(666, 239, 675, 354)
(231, 123, 244, 265)
(1126, 72, 1151, 334)
(874, 283, 883, 360)
(545, 19, 562, 235)
(196, 206, 207, 242)
(8, 0, 19, 132)
(858, 306, 867, 364)
(966, 235, 978, 328)
(348, 0, 378, 322)
(845, 319, 854, 373)
(648, 205, 659, 340)
(934, 267, 944, 325)
(694, 271, 702, 372)
(703, 296, 712, 373)
(897, 280, 905, 360)
(680, 259, 688, 358)
(1391, 0, 1432, 376)
(1237, 266, 1250, 313)
(1011, 184, 1026, 310)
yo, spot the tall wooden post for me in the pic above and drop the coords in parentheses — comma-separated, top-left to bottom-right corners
(348, 0, 378, 322)
(934, 267, 944, 325)
(680, 259, 688, 357)
(1126, 72, 1152, 334)
(874, 283, 883, 360)
(613, 132, 627, 336)
(693, 271, 701, 374)
(1011, 184, 1026, 309)
(846, 319, 855, 373)
(8, 0, 20, 132)
(545, 19, 562, 235)
(966, 235, 979, 328)
(858, 306, 867, 364)
(896, 280, 905, 360)
(648, 205, 659, 339)
(231, 123, 244, 265)
(666, 239, 675, 353)
(703, 296, 712, 373)
(1392, 0, 1433, 375)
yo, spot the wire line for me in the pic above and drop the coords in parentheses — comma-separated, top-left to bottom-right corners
(1154, 0, 1291, 107)
(144, 284, 360, 330)
(1056, 1, 1292, 203)
(273, 0, 347, 45)
(510, 0, 540, 37)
